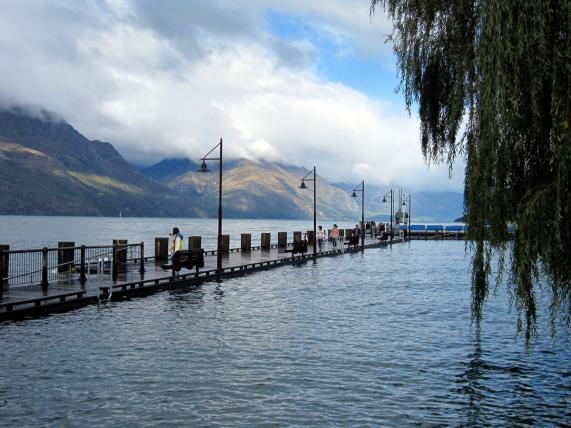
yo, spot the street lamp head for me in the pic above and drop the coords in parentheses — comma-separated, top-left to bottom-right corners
(382, 196, 387, 203)
(299, 180, 308, 190)
(351, 191, 357, 198)
(402, 201, 406, 206)
(197, 159, 210, 172)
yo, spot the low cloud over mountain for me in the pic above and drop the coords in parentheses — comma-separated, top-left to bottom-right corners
(0, 107, 463, 220)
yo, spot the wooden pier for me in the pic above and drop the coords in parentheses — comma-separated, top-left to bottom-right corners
(0, 233, 403, 321)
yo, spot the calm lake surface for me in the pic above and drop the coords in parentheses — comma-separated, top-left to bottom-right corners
(0, 217, 570, 426)
(0, 215, 363, 251)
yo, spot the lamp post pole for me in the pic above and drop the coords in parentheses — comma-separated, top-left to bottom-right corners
(217, 139, 223, 271)
(198, 138, 224, 272)
(399, 188, 402, 228)
(382, 189, 394, 241)
(299, 166, 317, 256)
(313, 167, 316, 256)
(402, 192, 407, 239)
(402, 191, 406, 230)
(391, 188, 394, 240)
(350, 180, 365, 251)
(408, 193, 411, 236)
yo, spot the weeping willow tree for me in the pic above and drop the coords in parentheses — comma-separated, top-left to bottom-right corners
(371, 0, 571, 338)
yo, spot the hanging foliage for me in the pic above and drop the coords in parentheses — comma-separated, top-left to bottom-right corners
(371, 0, 571, 338)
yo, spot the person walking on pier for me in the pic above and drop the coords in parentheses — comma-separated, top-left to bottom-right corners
(169, 227, 184, 258)
(330, 224, 340, 248)
(317, 225, 325, 251)
(353, 224, 361, 239)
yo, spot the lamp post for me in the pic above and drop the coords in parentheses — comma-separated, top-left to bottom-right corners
(398, 191, 412, 238)
(382, 189, 394, 240)
(198, 138, 224, 272)
(350, 180, 365, 251)
(408, 193, 412, 236)
(299, 166, 317, 256)
(402, 193, 407, 237)
(398, 188, 403, 227)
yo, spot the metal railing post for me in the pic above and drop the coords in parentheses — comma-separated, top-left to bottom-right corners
(0, 245, 8, 294)
(80, 245, 86, 284)
(112, 241, 118, 281)
(140, 242, 145, 274)
(41, 247, 49, 290)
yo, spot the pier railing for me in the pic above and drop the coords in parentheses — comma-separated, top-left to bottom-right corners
(0, 242, 145, 288)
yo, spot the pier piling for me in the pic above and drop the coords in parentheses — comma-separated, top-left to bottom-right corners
(241, 234, 251, 251)
(57, 242, 75, 273)
(155, 237, 169, 262)
(293, 231, 302, 242)
(112, 239, 128, 280)
(278, 232, 287, 248)
(220, 235, 230, 254)
(261, 233, 271, 250)
(189, 236, 202, 251)
(306, 231, 314, 245)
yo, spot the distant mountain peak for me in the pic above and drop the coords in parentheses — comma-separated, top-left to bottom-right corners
(140, 157, 198, 183)
(0, 104, 65, 124)
(0, 106, 199, 217)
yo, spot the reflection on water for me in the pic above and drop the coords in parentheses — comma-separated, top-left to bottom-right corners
(455, 329, 570, 425)
(457, 335, 487, 424)
(0, 240, 569, 426)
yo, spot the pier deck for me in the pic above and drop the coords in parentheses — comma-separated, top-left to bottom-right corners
(0, 236, 402, 321)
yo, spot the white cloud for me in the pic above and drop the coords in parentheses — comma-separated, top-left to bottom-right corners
(0, 0, 463, 191)
(240, 139, 281, 162)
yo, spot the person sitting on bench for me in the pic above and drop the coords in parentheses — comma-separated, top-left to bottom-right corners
(169, 227, 184, 259)
(345, 234, 360, 248)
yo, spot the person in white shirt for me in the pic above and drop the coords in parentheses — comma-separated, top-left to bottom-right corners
(169, 227, 184, 258)
(316, 225, 326, 251)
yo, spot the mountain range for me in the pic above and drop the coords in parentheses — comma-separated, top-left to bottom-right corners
(0, 107, 464, 221)
(0, 108, 195, 217)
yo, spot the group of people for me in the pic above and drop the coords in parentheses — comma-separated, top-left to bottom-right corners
(314, 221, 391, 251)
(169, 221, 391, 259)
(171, 224, 343, 258)
(349, 221, 389, 239)
(315, 224, 341, 251)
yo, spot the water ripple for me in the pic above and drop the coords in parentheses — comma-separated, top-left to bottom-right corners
(0, 241, 570, 426)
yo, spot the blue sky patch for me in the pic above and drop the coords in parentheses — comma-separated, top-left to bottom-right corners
(266, 10, 403, 106)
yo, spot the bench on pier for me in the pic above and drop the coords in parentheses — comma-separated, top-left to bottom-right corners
(286, 240, 308, 256)
(0, 290, 86, 312)
(378, 231, 389, 242)
(161, 249, 205, 273)
(344, 235, 360, 248)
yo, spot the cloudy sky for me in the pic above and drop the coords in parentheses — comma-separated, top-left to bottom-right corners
(0, 0, 464, 191)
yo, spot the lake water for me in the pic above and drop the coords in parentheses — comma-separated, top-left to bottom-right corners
(0, 215, 362, 251)
(0, 217, 570, 426)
